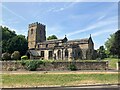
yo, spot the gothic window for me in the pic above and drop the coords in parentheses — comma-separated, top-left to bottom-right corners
(65, 49, 68, 58)
(46, 44, 48, 48)
(38, 45, 40, 48)
(41, 51, 44, 58)
(48, 51, 53, 59)
(57, 50, 61, 59)
(31, 29, 33, 34)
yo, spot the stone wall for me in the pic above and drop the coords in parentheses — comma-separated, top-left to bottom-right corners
(1, 61, 109, 71)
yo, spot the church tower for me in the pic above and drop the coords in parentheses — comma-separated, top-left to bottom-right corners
(28, 22, 46, 49)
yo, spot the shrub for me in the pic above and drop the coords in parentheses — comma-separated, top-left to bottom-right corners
(11, 51, 21, 60)
(2, 52, 11, 60)
(21, 55, 28, 60)
(21, 60, 44, 71)
(68, 64, 77, 71)
(21, 60, 26, 66)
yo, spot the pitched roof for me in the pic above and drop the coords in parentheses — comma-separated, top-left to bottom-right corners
(29, 50, 40, 56)
(68, 38, 89, 44)
(37, 39, 63, 44)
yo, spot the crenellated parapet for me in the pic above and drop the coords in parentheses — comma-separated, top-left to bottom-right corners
(29, 22, 45, 28)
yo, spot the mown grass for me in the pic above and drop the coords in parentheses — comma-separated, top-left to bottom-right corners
(2, 73, 118, 87)
(104, 58, 119, 69)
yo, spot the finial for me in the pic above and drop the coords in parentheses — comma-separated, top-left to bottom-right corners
(65, 35, 66, 37)
(90, 34, 91, 37)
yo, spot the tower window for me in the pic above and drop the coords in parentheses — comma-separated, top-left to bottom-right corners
(46, 44, 48, 48)
(31, 29, 33, 34)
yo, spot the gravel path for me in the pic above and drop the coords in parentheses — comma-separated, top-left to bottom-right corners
(1, 70, 119, 74)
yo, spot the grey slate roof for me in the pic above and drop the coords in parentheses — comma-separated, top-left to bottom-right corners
(29, 50, 40, 56)
(37, 39, 63, 44)
(68, 38, 89, 44)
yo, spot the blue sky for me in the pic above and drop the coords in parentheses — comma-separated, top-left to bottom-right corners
(1, 2, 118, 49)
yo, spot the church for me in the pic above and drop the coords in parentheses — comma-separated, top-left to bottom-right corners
(27, 22, 96, 60)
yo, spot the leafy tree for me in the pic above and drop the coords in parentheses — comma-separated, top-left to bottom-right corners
(47, 35, 58, 40)
(111, 30, 120, 58)
(2, 26, 28, 56)
(7, 35, 28, 55)
(97, 46, 107, 59)
(2, 26, 16, 53)
(105, 34, 115, 57)
(105, 30, 120, 58)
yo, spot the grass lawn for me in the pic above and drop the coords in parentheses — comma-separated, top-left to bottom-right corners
(2, 73, 118, 88)
(104, 58, 119, 69)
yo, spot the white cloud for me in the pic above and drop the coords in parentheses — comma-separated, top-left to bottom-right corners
(92, 29, 117, 37)
(97, 15, 105, 21)
(66, 16, 117, 37)
(2, 5, 27, 21)
(51, 2, 77, 12)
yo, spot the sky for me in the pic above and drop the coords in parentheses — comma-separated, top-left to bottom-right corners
(1, 2, 118, 49)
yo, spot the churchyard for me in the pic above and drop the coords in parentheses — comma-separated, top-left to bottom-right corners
(1, 58, 119, 88)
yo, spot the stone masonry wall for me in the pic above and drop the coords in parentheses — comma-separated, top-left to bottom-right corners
(1, 61, 109, 71)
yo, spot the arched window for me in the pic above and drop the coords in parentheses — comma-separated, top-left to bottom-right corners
(57, 50, 61, 59)
(65, 49, 68, 58)
(31, 29, 33, 34)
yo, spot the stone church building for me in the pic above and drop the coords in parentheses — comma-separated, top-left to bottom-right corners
(27, 22, 96, 60)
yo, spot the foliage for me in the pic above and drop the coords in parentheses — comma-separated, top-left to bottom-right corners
(7, 35, 28, 56)
(105, 34, 115, 57)
(2, 26, 28, 56)
(68, 64, 77, 71)
(2, 26, 16, 53)
(21, 55, 28, 60)
(104, 58, 118, 69)
(97, 46, 107, 59)
(21, 60, 44, 71)
(111, 30, 120, 58)
(2, 52, 11, 60)
(47, 35, 58, 40)
(11, 51, 21, 60)
(105, 30, 120, 58)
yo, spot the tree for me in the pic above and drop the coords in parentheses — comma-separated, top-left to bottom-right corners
(111, 30, 120, 58)
(105, 33, 115, 57)
(2, 26, 16, 53)
(105, 30, 120, 58)
(97, 46, 107, 59)
(2, 26, 28, 56)
(7, 35, 28, 55)
(47, 35, 58, 40)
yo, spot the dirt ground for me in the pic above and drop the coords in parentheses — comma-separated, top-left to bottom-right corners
(1, 70, 119, 75)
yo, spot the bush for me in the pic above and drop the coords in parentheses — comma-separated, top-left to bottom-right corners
(21, 55, 28, 60)
(2, 52, 11, 60)
(68, 64, 77, 71)
(11, 51, 21, 60)
(21, 60, 44, 71)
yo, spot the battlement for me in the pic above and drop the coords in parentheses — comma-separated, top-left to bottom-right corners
(29, 22, 45, 28)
